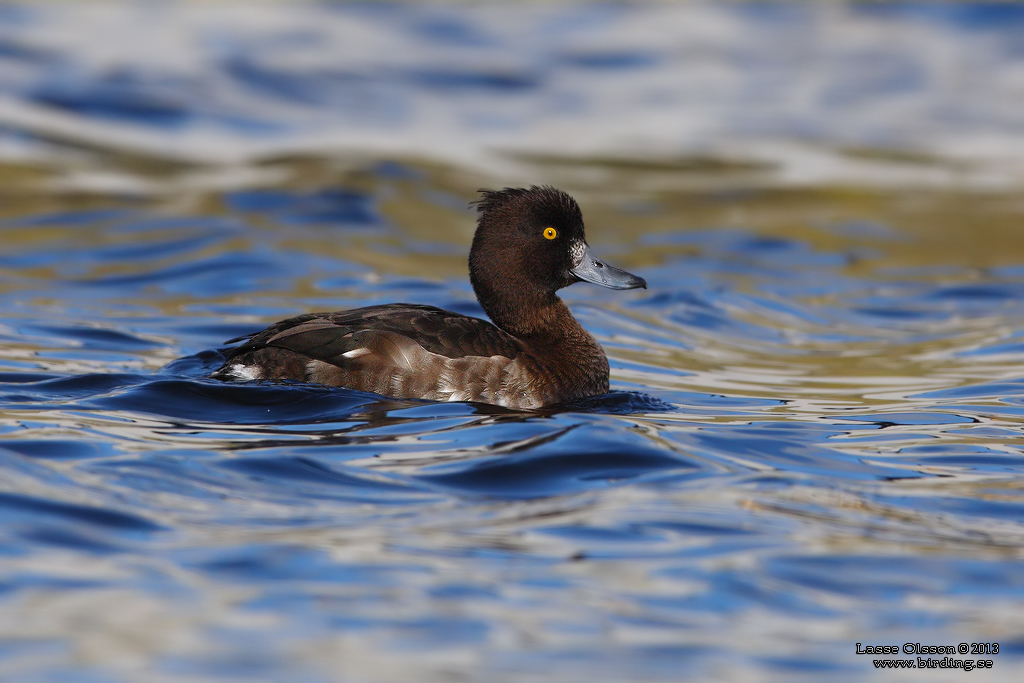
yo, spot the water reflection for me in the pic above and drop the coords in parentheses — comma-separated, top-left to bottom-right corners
(3, 160, 1024, 678)
(1, 2, 1024, 682)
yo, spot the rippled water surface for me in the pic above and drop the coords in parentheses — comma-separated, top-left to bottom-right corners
(2, 3, 1024, 682)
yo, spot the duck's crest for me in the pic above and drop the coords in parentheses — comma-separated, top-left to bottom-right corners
(472, 185, 582, 223)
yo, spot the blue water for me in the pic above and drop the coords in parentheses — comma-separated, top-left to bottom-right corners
(1, 3, 1024, 682)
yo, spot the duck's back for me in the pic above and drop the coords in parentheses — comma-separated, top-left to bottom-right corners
(213, 304, 545, 408)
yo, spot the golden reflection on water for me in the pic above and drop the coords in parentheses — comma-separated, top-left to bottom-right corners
(4, 149, 1024, 404)
(4, 149, 1024, 505)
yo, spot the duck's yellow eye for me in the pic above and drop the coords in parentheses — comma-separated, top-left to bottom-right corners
(543, 227, 557, 240)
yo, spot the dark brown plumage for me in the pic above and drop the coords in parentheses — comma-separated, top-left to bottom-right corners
(212, 186, 646, 409)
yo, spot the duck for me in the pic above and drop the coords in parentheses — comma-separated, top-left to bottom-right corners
(212, 185, 646, 409)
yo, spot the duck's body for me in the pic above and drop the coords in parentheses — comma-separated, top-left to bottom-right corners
(212, 186, 645, 409)
(215, 301, 607, 409)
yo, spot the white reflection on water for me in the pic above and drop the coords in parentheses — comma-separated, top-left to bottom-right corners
(0, 2, 1020, 188)
(0, 2, 1024, 683)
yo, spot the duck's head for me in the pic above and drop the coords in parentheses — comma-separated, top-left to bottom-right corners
(469, 186, 646, 336)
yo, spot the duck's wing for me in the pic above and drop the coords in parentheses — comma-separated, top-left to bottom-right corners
(224, 304, 522, 361)
(213, 304, 531, 403)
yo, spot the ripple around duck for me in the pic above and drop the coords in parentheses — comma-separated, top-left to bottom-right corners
(415, 426, 704, 500)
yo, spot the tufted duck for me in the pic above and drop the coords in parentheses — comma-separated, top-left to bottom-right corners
(212, 186, 646, 409)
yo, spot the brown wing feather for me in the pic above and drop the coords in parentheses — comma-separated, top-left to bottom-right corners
(221, 304, 523, 367)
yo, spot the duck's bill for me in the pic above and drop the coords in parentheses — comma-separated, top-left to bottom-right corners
(571, 244, 647, 290)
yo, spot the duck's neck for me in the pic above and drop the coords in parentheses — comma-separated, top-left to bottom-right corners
(472, 270, 563, 336)
(522, 298, 608, 369)
(480, 286, 560, 338)
(479, 282, 608, 373)
(471, 255, 605, 349)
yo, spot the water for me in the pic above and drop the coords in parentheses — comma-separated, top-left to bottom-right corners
(1, 2, 1023, 681)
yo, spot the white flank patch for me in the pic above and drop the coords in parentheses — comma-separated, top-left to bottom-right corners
(228, 364, 263, 381)
(342, 347, 371, 359)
